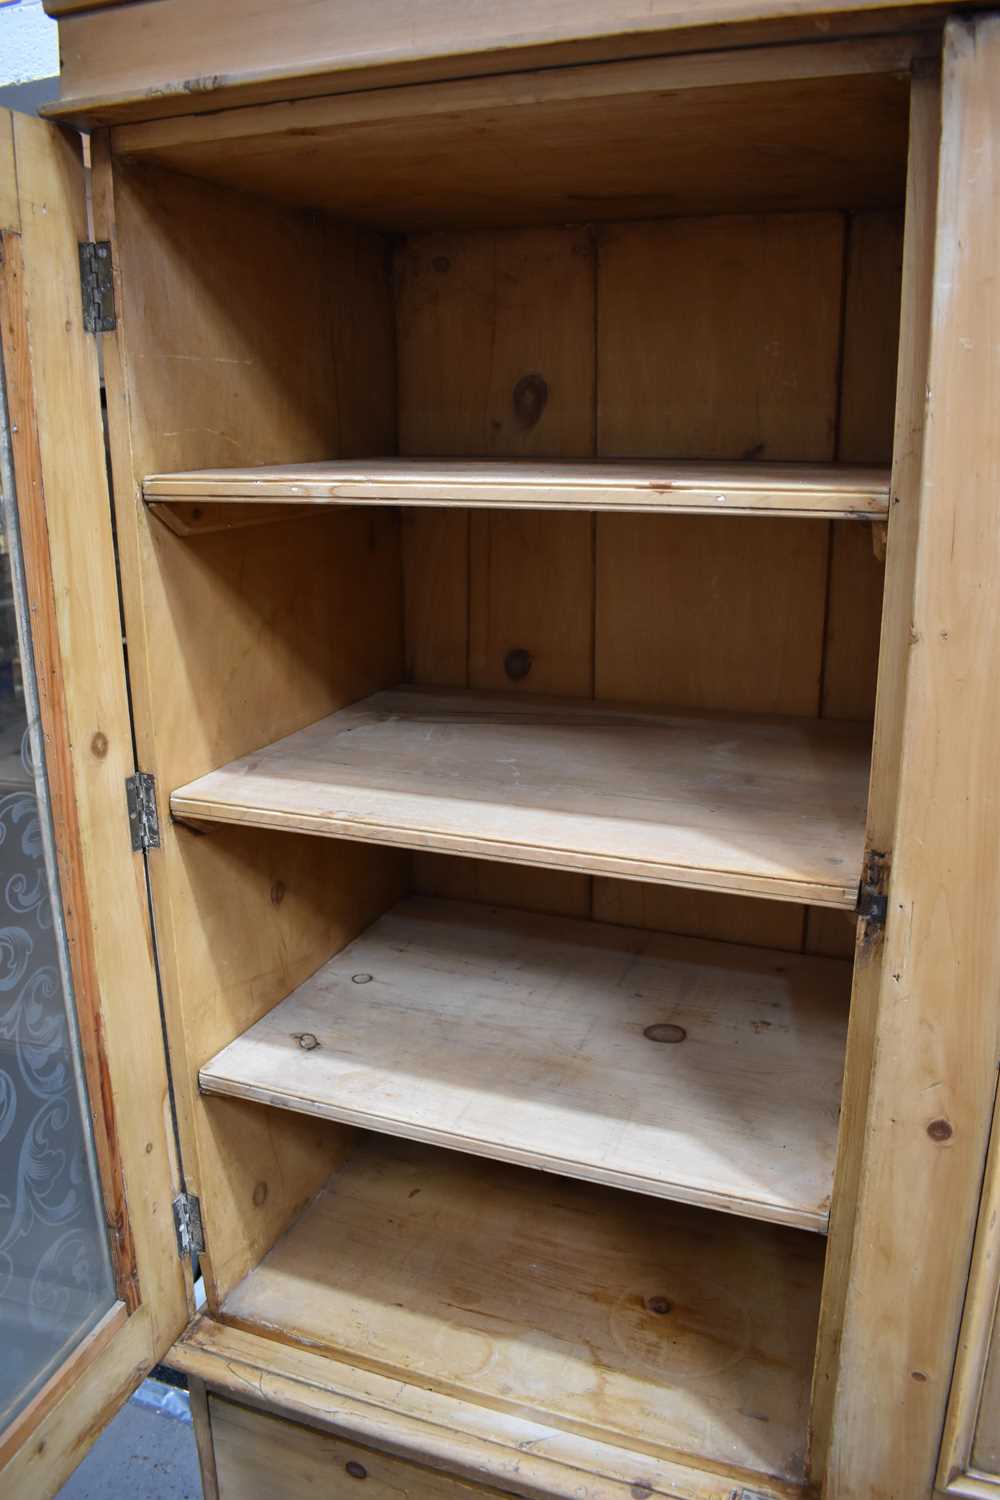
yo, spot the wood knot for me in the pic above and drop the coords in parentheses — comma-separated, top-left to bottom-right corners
(270, 879, 286, 905)
(292, 1032, 320, 1051)
(644, 1024, 686, 1044)
(504, 647, 533, 681)
(345, 1462, 367, 1480)
(512, 372, 548, 430)
(252, 1180, 268, 1207)
(927, 1118, 953, 1142)
(646, 1296, 673, 1316)
(90, 731, 109, 758)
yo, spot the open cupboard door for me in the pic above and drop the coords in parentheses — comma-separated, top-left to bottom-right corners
(0, 110, 191, 1497)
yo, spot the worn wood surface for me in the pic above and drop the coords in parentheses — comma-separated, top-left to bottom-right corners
(48, 5, 937, 127)
(823, 22, 1000, 1497)
(172, 1318, 805, 1500)
(91, 141, 406, 1308)
(200, 896, 849, 1230)
(210, 1396, 511, 1500)
(145, 457, 890, 516)
(172, 686, 871, 907)
(808, 80, 935, 1471)
(936, 1085, 1000, 1492)
(222, 1136, 823, 1486)
(0, 110, 191, 1490)
(398, 225, 595, 917)
(98, 63, 910, 230)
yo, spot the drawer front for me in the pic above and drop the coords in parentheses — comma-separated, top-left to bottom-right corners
(208, 1396, 510, 1500)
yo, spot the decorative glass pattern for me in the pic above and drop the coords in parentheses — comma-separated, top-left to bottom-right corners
(0, 348, 116, 1432)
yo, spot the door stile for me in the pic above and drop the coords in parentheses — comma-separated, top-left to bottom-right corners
(0, 109, 191, 1497)
(822, 17, 1000, 1498)
(808, 52, 942, 1486)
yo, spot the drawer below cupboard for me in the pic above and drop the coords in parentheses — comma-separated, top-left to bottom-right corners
(205, 1396, 508, 1500)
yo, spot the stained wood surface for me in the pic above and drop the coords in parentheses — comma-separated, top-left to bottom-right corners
(222, 1136, 822, 1486)
(201, 896, 849, 1230)
(172, 686, 871, 907)
(144, 457, 889, 517)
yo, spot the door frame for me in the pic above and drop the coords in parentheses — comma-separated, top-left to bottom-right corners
(0, 109, 190, 1497)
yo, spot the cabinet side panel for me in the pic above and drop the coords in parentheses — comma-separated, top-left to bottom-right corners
(399, 226, 594, 918)
(92, 146, 406, 1304)
(821, 30, 1000, 1493)
(806, 207, 904, 963)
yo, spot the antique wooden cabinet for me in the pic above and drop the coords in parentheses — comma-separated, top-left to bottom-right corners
(1, 3, 1000, 1497)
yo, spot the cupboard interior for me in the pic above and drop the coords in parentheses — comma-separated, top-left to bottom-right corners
(99, 48, 909, 1494)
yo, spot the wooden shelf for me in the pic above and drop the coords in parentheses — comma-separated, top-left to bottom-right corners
(221, 1135, 823, 1487)
(144, 457, 890, 530)
(171, 687, 871, 908)
(201, 896, 849, 1231)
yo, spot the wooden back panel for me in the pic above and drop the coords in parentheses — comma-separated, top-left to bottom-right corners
(401, 209, 902, 952)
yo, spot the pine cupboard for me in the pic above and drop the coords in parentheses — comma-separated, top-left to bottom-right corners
(1, 4, 999, 1498)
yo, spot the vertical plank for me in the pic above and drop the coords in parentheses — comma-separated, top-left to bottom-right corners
(812, 72, 941, 1479)
(399, 226, 595, 916)
(820, 36, 1000, 1495)
(595, 513, 828, 715)
(92, 146, 406, 1307)
(821, 210, 903, 724)
(593, 212, 843, 945)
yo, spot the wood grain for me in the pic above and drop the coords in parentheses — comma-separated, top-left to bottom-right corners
(171, 686, 871, 907)
(222, 1135, 823, 1486)
(173, 1317, 807, 1500)
(145, 457, 890, 515)
(92, 141, 406, 1307)
(398, 226, 596, 917)
(209, 1396, 509, 1500)
(823, 25, 1000, 1496)
(200, 895, 849, 1230)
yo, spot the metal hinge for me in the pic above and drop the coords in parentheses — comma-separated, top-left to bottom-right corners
(125, 771, 161, 851)
(856, 848, 890, 930)
(78, 240, 116, 333)
(172, 1192, 205, 1260)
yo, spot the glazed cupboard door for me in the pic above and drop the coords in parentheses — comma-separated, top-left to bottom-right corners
(0, 111, 191, 1497)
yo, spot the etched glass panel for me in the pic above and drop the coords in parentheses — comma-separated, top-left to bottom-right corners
(0, 351, 116, 1432)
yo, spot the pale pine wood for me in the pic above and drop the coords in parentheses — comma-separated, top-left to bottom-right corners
(91, 56, 912, 228)
(210, 1397, 511, 1500)
(48, 5, 926, 131)
(172, 1320, 805, 1500)
(91, 139, 406, 1307)
(188, 1378, 221, 1500)
(937, 1087, 1000, 1491)
(598, 214, 846, 462)
(398, 226, 596, 919)
(145, 457, 890, 517)
(809, 61, 942, 1481)
(200, 895, 849, 1230)
(0, 1302, 127, 1472)
(171, 686, 871, 907)
(412, 853, 593, 920)
(593, 211, 845, 947)
(823, 25, 1000, 1497)
(0, 112, 18, 232)
(818, 211, 903, 727)
(0, 111, 190, 1488)
(222, 1136, 822, 1486)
